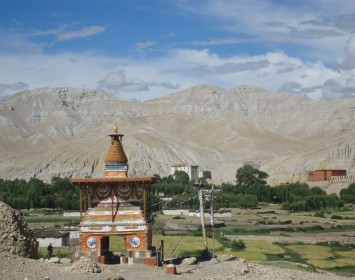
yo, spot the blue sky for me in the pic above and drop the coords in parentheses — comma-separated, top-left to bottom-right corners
(1, 0, 355, 101)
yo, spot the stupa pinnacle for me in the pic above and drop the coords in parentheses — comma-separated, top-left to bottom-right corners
(104, 123, 128, 177)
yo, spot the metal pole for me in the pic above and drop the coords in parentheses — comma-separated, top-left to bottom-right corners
(210, 186, 215, 258)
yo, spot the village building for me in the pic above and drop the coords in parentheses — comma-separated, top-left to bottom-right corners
(70, 124, 158, 266)
(171, 164, 199, 180)
(307, 169, 347, 181)
(33, 229, 70, 248)
(199, 170, 212, 179)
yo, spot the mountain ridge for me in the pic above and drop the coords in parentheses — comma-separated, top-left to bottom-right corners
(1, 85, 355, 186)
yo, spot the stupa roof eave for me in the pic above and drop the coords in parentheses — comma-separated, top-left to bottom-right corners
(70, 176, 157, 185)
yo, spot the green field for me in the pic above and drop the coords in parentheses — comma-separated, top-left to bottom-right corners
(25, 205, 355, 276)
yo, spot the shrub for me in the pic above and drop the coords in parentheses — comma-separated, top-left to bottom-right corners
(280, 220, 292, 225)
(314, 210, 325, 218)
(231, 240, 246, 251)
(331, 214, 343, 220)
(172, 216, 185, 219)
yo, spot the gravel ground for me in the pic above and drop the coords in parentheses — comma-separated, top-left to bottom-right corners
(0, 252, 354, 280)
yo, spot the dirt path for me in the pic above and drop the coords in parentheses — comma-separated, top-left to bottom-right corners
(0, 252, 354, 280)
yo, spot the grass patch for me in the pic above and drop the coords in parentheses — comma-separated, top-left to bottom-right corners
(337, 251, 355, 258)
(219, 228, 271, 236)
(26, 218, 78, 224)
(285, 225, 324, 232)
(286, 244, 332, 260)
(327, 265, 355, 277)
(110, 235, 224, 259)
(329, 224, 355, 231)
(37, 247, 71, 259)
(265, 253, 286, 262)
(316, 241, 353, 252)
(264, 262, 315, 273)
(229, 240, 285, 261)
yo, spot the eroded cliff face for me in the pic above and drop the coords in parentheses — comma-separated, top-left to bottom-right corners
(0, 85, 355, 185)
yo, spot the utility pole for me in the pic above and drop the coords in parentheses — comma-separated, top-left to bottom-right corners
(210, 185, 215, 258)
(194, 179, 208, 254)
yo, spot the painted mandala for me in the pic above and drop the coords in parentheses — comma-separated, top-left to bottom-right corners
(87, 237, 98, 249)
(129, 236, 141, 248)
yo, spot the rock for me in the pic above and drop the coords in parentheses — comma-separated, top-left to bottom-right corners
(165, 264, 177, 274)
(181, 257, 198, 265)
(217, 255, 236, 262)
(240, 265, 250, 275)
(60, 258, 73, 264)
(48, 257, 60, 263)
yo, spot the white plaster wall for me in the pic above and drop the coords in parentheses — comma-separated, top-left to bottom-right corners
(37, 237, 69, 248)
(162, 209, 189, 216)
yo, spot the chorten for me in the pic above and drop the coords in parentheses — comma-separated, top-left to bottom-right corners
(71, 124, 157, 266)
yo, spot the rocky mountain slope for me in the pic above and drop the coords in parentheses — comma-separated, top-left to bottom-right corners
(1, 85, 355, 185)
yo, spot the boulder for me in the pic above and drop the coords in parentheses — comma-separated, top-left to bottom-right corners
(48, 257, 60, 263)
(181, 257, 197, 265)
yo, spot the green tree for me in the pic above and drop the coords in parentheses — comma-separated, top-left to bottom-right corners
(174, 170, 190, 185)
(340, 183, 355, 203)
(236, 164, 269, 186)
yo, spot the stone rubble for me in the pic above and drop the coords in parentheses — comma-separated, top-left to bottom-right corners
(70, 256, 102, 273)
(0, 202, 37, 258)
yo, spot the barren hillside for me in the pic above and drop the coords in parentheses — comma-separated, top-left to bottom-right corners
(1, 85, 355, 184)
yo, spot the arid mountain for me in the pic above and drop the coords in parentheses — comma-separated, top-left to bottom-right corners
(1, 85, 355, 185)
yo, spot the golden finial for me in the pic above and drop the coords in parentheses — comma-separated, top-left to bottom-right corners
(114, 122, 118, 134)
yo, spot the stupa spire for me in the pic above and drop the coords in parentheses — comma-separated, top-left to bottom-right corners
(104, 123, 128, 177)
(114, 122, 118, 135)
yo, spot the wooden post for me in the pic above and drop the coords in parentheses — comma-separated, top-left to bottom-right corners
(143, 186, 147, 222)
(111, 186, 114, 222)
(148, 185, 151, 220)
(88, 187, 91, 209)
(79, 186, 82, 222)
(83, 188, 86, 211)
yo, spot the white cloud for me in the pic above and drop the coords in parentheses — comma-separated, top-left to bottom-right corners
(321, 79, 355, 99)
(338, 36, 355, 70)
(0, 82, 28, 99)
(32, 25, 105, 41)
(133, 41, 158, 52)
(0, 42, 353, 101)
(174, 0, 355, 63)
(191, 38, 257, 46)
(97, 70, 180, 96)
(98, 70, 149, 92)
(0, 30, 45, 53)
